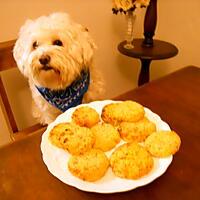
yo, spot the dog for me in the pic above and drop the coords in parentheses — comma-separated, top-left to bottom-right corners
(13, 12, 104, 125)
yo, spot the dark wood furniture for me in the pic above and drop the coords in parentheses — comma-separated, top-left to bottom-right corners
(118, 0, 178, 86)
(0, 40, 45, 140)
(0, 66, 200, 200)
(118, 39, 178, 86)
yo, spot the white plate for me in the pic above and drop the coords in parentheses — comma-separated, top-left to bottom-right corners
(41, 100, 172, 193)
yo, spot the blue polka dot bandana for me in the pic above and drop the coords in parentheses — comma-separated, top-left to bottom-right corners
(36, 70, 90, 112)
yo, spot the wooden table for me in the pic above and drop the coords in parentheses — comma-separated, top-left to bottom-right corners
(0, 66, 200, 200)
(118, 39, 178, 86)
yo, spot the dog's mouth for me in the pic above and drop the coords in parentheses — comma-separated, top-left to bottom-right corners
(40, 65, 60, 74)
(41, 65, 53, 71)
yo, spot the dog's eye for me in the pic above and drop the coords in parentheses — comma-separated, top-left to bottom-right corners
(53, 40, 63, 46)
(32, 41, 38, 49)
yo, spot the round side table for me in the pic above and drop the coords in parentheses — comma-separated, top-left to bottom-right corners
(118, 39, 178, 86)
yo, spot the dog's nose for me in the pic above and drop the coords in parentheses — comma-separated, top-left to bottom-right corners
(39, 55, 51, 65)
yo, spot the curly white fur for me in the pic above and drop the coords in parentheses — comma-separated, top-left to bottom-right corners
(13, 12, 104, 124)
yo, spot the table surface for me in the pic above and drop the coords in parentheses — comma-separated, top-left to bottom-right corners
(1, 66, 200, 200)
(118, 39, 178, 60)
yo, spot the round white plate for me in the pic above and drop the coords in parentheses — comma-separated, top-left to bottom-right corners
(41, 100, 172, 193)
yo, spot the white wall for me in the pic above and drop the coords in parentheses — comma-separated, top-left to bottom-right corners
(0, 0, 200, 146)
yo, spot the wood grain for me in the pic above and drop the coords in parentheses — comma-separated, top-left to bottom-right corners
(0, 40, 16, 71)
(118, 39, 178, 60)
(0, 39, 44, 137)
(0, 66, 200, 200)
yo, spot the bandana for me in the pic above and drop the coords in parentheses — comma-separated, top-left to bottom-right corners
(36, 70, 90, 112)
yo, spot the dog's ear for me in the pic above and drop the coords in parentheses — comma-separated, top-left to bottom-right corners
(79, 27, 97, 67)
(13, 19, 33, 77)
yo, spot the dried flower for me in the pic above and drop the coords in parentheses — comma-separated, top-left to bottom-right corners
(112, 0, 150, 14)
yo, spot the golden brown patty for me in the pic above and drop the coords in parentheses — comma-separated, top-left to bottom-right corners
(101, 101, 145, 126)
(91, 123, 121, 151)
(49, 122, 95, 155)
(48, 123, 72, 149)
(144, 130, 181, 157)
(118, 117, 156, 143)
(110, 143, 153, 179)
(68, 149, 109, 182)
(72, 106, 100, 128)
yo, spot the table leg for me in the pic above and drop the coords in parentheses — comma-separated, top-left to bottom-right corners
(138, 59, 151, 86)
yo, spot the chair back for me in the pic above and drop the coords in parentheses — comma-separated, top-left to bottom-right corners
(0, 40, 45, 140)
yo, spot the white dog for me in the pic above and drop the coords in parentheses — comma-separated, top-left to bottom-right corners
(13, 12, 104, 125)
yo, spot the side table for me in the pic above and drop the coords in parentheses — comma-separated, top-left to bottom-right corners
(118, 39, 178, 86)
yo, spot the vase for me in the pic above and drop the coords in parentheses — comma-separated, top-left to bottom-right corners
(124, 11, 136, 49)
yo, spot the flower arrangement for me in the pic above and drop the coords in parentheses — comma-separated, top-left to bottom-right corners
(112, 0, 150, 49)
(112, 0, 150, 14)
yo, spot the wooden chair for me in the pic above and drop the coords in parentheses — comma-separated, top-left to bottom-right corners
(0, 40, 46, 141)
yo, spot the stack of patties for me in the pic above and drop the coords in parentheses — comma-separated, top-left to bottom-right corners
(101, 101, 156, 179)
(49, 107, 110, 182)
(102, 101, 181, 179)
(48, 101, 181, 182)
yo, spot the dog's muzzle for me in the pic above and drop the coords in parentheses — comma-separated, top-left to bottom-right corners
(38, 54, 60, 73)
(39, 55, 54, 71)
(39, 55, 50, 65)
